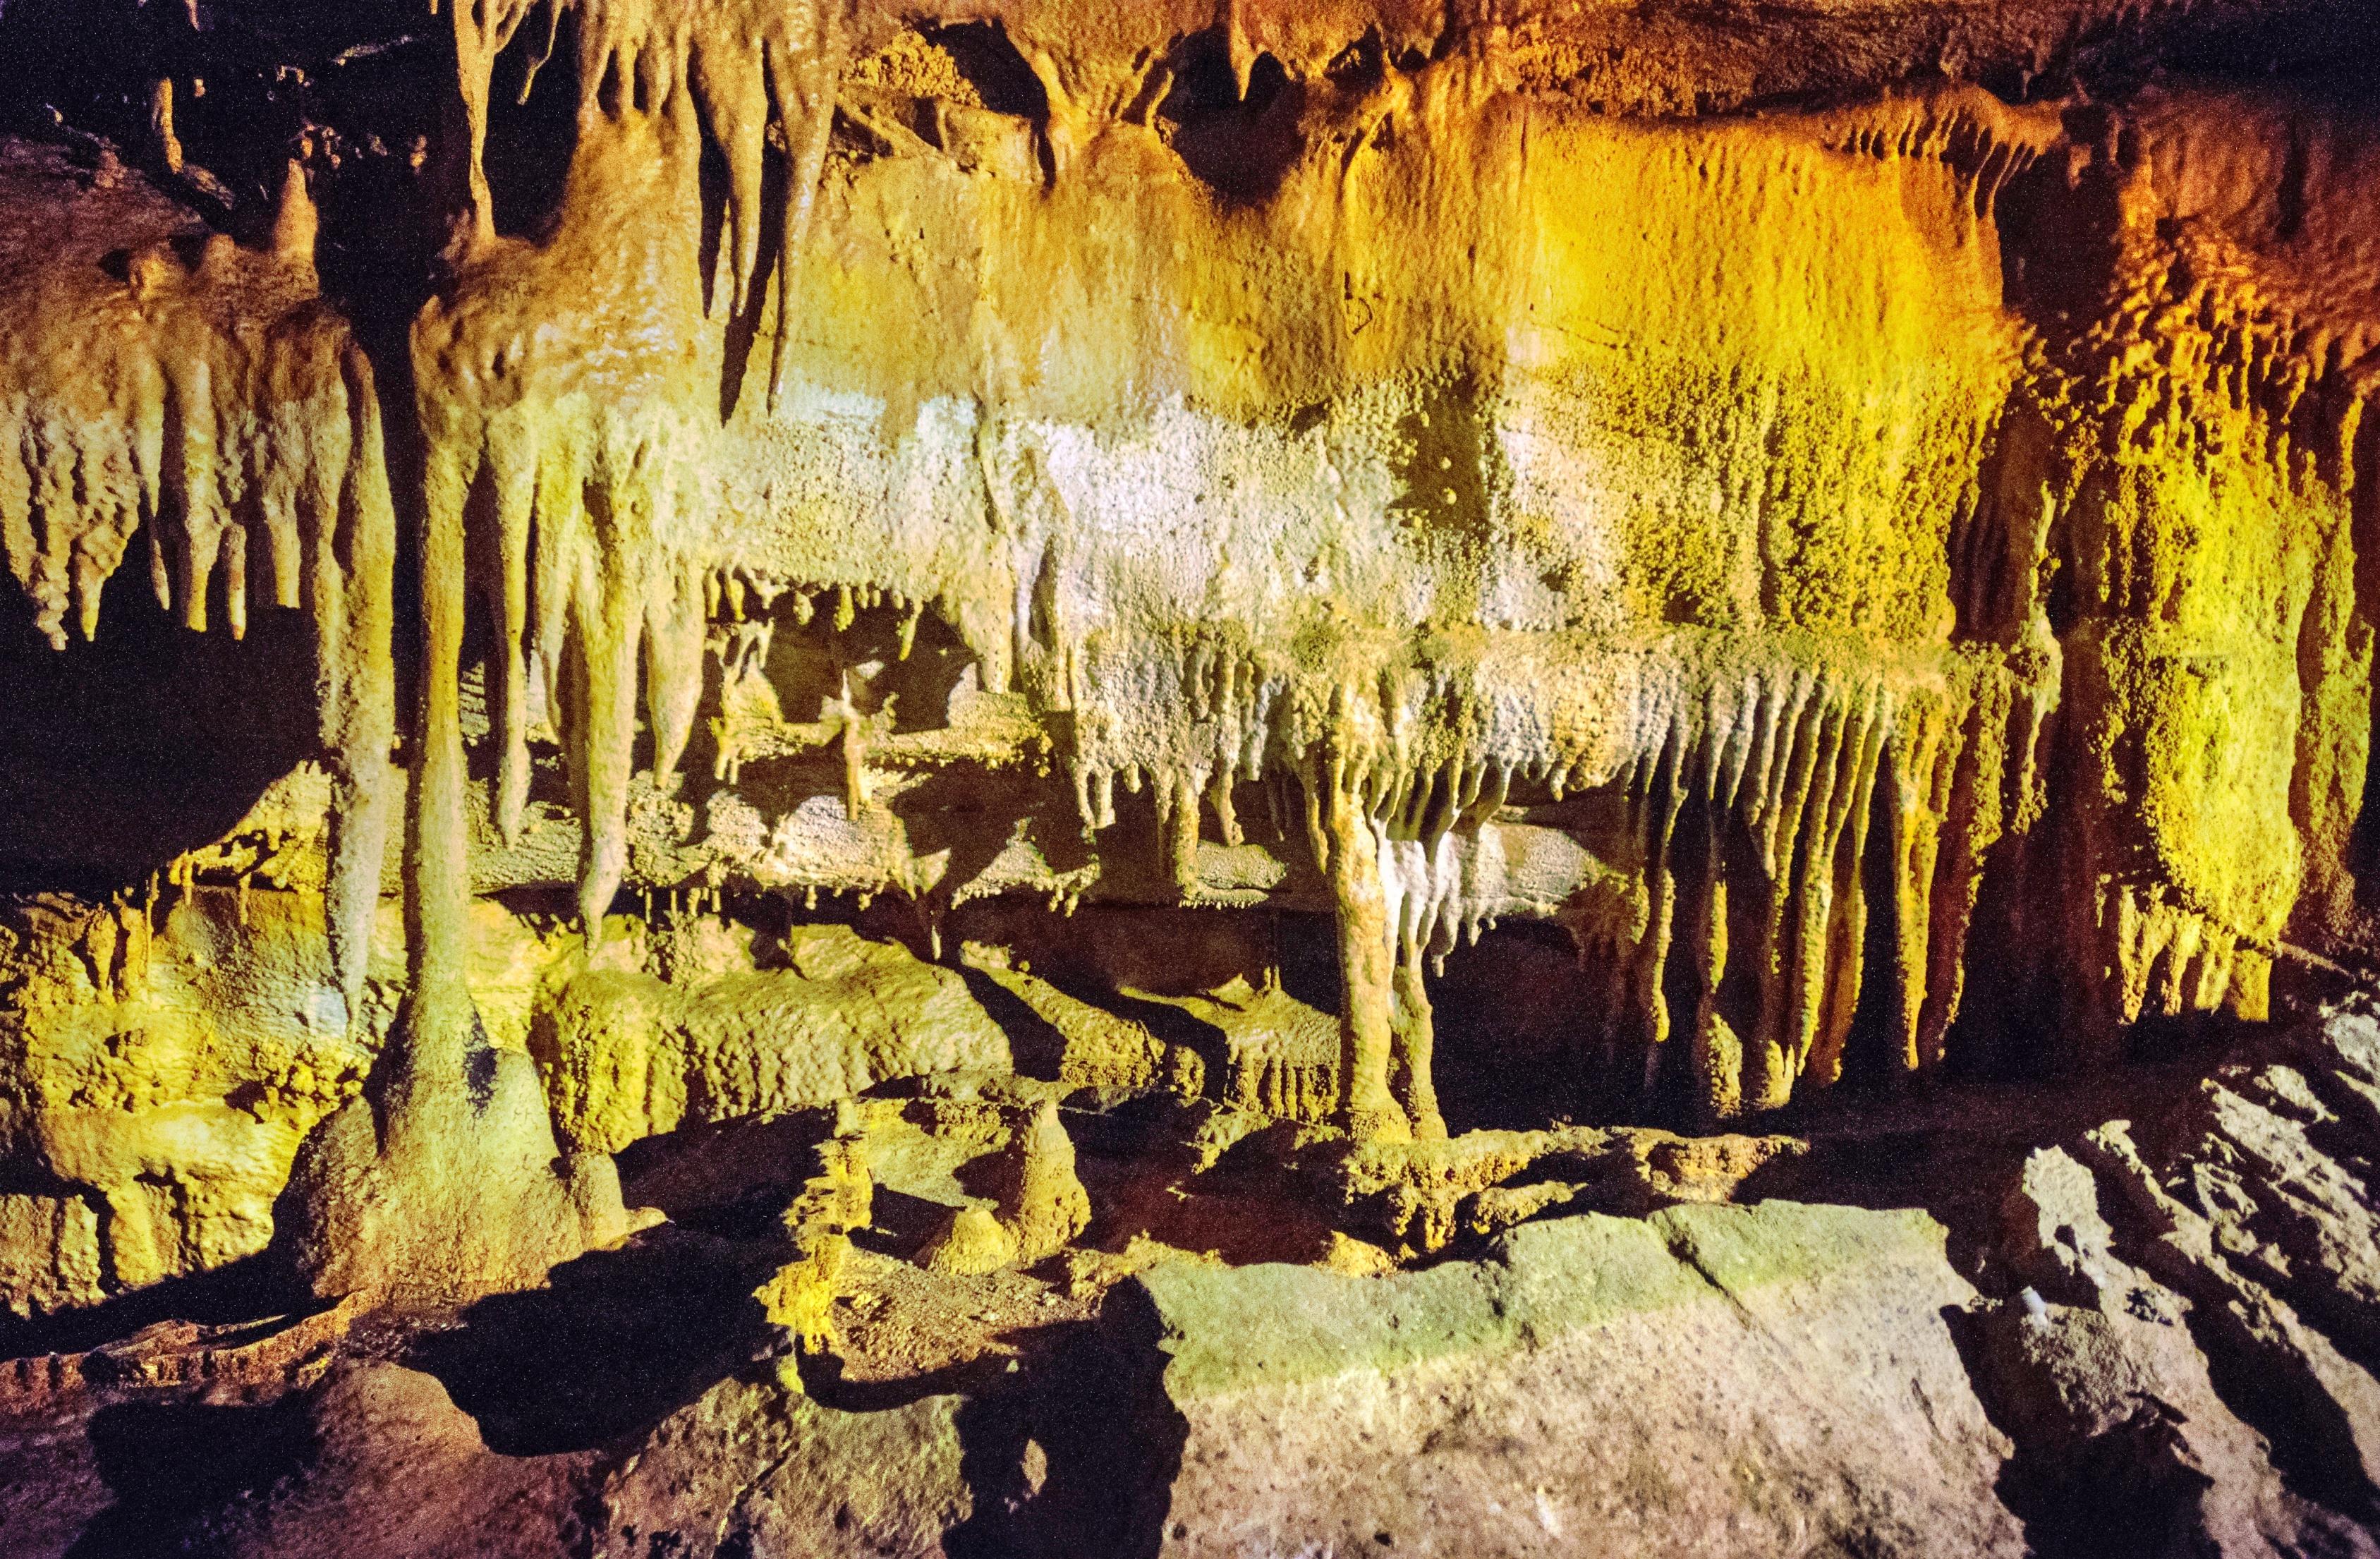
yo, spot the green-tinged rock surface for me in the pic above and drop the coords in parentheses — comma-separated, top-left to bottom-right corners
(1112, 1201, 2020, 1558)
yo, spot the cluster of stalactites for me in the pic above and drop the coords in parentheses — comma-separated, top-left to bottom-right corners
(420, 0, 862, 940)
(0, 165, 397, 1012)
(1066, 628, 2061, 1123)
(1588, 655, 2052, 1117)
(1066, 629, 1629, 902)
(1070, 631, 1281, 897)
(1815, 83, 2065, 219)
(4, 165, 334, 649)
(442, 0, 849, 404)
(1057, 628, 1649, 1136)
(451, 393, 712, 937)
(1306, 648, 2055, 1122)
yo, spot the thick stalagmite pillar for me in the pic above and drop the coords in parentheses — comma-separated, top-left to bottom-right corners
(279, 394, 644, 1304)
(1325, 794, 1411, 1141)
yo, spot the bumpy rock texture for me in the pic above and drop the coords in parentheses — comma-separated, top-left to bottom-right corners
(1, 0, 2378, 1553)
(1983, 997, 2380, 1555)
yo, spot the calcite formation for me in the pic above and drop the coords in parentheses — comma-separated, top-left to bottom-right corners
(0, 0, 2377, 1550)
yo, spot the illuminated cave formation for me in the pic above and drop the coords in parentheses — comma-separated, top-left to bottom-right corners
(1, 1, 2379, 1554)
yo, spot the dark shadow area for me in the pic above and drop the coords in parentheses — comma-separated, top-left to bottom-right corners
(0, 590, 319, 894)
(1943, 1292, 2380, 1558)
(2149, 11, 2380, 92)
(406, 1227, 778, 1455)
(1273, 909, 1341, 1016)
(882, 780, 1070, 958)
(1060, 1088, 1215, 1167)
(0, 0, 428, 220)
(798, 1345, 1006, 1416)
(1064, 1100, 1338, 1267)
(2158, 1258, 2380, 1534)
(1754, 1054, 2214, 1285)
(943, 1300, 1184, 1559)
(760, 1306, 1186, 1559)
(757, 598, 979, 734)
(0, 1254, 304, 1364)
(1430, 921, 1608, 1133)
(854, 1187, 970, 1261)
(615, 1110, 828, 1235)
(1160, 36, 1300, 208)
(955, 899, 1292, 1002)
(1939, 1302, 2223, 1559)
(1057, 980, 1232, 1088)
(480, 7, 579, 241)
(956, 964, 1072, 1080)
(926, 23, 1049, 121)
(63, 1396, 313, 1559)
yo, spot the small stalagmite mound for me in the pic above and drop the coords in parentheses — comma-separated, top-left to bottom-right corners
(918, 1095, 1091, 1276)
(990, 1098, 1094, 1265)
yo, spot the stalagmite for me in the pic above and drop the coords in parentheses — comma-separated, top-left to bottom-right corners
(1309, 689, 1411, 1141)
(1388, 933, 1445, 1141)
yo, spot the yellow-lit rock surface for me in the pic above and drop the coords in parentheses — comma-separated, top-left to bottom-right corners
(1, 0, 2378, 1553)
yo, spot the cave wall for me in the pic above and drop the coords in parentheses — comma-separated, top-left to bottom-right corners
(1, 0, 2376, 1309)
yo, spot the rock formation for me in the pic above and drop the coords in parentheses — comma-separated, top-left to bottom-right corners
(0, 0, 2376, 1552)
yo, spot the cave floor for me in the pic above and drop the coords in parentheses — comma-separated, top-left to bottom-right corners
(0, 1049, 2225, 1559)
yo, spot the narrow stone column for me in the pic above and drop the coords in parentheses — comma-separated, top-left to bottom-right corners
(1327, 796, 1410, 1141)
(1390, 935, 1446, 1139)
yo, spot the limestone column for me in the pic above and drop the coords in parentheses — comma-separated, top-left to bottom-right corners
(1328, 794, 1410, 1141)
(1390, 934, 1446, 1139)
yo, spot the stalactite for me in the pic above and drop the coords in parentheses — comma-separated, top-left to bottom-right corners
(1687, 786, 1738, 1119)
(283, 276, 646, 1297)
(0, 154, 396, 1016)
(13, 18, 2379, 1335)
(420, 68, 721, 938)
(1051, 615, 2057, 1128)
(443, 0, 854, 392)
(1634, 717, 1690, 1067)
(758, 2, 847, 410)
